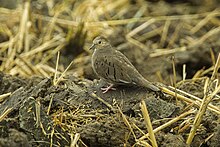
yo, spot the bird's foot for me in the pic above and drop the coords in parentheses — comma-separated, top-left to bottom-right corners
(101, 84, 116, 93)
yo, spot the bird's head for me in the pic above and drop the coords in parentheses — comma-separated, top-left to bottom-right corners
(89, 36, 111, 50)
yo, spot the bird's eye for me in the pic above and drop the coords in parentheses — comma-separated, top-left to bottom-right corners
(98, 41, 102, 44)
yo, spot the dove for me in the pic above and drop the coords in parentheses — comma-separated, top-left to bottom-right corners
(90, 36, 160, 93)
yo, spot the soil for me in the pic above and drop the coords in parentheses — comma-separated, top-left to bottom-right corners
(0, 61, 219, 146)
(0, 0, 220, 147)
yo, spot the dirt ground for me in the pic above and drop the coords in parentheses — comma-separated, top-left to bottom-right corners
(0, 0, 220, 147)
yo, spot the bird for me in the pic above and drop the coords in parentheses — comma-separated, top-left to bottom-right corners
(90, 36, 160, 93)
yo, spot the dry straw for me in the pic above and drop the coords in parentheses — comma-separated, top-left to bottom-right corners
(186, 53, 220, 145)
(140, 100, 158, 147)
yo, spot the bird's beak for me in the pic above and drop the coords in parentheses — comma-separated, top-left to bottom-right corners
(89, 44, 95, 50)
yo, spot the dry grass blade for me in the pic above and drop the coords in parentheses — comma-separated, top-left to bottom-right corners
(0, 107, 13, 122)
(161, 87, 220, 114)
(33, 10, 220, 26)
(182, 64, 186, 81)
(2, 37, 17, 71)
(189, 26, 220, 49)
(186, 55, 220, 144)
(138, 109, 195, 141)
(126, 5, 147, 30)
(17, 1, 30, 53)
(150, 47, 186, 57)
(20, 37, 62, 58)
(0, 92, 11, 103)
(47, 96, 54, 115)
(186, 83, 220, 145)
(168, 86, 220, 113)
(211, 53, 220, 81)
(190, 10, 218, 34)
(53, 51, 60, 86)
(70, 133, 80, 147)
(167, 23, 182, 47)
(39, 44, 65, 65)
(171, 56, 178, 103)
(140, 100, 158, 147)
(90, 93, 115, 112)
(50, 127, 54, 147)
(126, 18, 155, 50)
(117, 106, 140, 145)
(14, 56, 42, 75)
(53, 60, 74, 86)
(192, 66, 214, 79)
(35, 98, 47, 135)
(160, 20, 171, 47)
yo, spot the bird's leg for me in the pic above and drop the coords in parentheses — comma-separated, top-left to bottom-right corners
(101, 84, 116, 93)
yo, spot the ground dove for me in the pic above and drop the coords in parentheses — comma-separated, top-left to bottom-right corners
(90, 36, 160, 93)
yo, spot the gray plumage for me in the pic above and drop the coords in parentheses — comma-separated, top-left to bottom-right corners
(90, 36, 160, 92)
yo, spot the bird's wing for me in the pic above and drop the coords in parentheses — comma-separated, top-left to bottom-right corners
(111, 50, 142, 84)
(93, 49, 142, 85)
(113, 50, 135, 67)
(93, 49, 159, 91)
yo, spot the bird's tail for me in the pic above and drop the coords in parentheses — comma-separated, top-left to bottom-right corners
(138, 78, 160, 91)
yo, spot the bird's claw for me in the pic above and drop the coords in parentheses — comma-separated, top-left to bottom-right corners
(101, 84, 116, 93)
